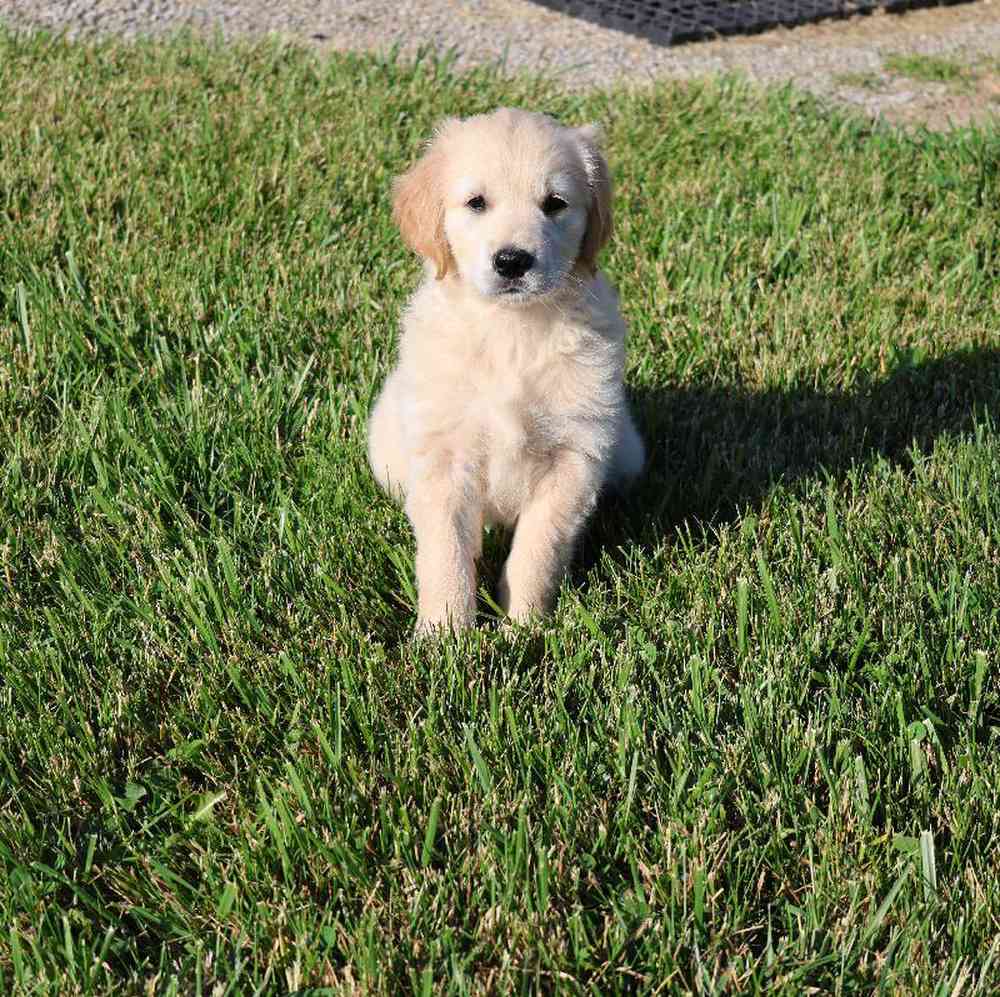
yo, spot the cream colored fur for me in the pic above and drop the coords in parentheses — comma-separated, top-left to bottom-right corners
(368, 108, 644, 634)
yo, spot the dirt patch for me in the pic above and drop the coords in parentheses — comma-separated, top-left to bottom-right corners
(850, 77, 999, 129)
(0, 0, 998, 129)
(833, 50, 1000, 128)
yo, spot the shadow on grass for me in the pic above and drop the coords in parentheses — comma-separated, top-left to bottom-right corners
(396, 347, 999, 642)
(582, 346, 1000, 567)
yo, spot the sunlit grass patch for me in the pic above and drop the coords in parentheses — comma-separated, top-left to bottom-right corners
(1, 25, 999, 995)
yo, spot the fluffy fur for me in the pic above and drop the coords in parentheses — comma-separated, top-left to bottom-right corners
(368, 108, 644, 633)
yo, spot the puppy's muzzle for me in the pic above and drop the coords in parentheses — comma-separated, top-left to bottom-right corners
(493, 247, 535, 280)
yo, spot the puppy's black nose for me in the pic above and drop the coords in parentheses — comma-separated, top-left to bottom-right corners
(493, 247, 535, 279)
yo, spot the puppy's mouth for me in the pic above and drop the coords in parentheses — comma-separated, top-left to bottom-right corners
(472, 263, 565, 303)
(492, 276, 552, 301)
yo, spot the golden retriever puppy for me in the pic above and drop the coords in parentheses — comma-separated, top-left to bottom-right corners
(368, 108, 644, 634)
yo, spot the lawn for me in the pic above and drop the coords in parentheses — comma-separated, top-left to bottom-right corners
(1, 26, 999, 995)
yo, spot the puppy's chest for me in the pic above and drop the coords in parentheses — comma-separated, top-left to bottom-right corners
(462, 335, 606, 523)
(477, 378, 564, 524)
(472, 337, 596, 455)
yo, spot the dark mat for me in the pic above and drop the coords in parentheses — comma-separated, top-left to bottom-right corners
(525, 1, 973, 46)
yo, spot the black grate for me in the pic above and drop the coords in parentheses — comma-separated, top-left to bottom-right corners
(526, 1, 966, 45)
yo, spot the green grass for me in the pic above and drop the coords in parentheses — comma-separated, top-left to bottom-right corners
(883, 53, 973, 87)
(2, 26, 1000, 995)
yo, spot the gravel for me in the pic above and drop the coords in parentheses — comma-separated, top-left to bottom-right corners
(1, 0, 999, 125)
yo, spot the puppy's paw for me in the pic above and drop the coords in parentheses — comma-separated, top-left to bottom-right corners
(413, 617, 445, 639)
(497, 572, 547, 625)
(413, 606, 475, 638)
(496, 589, 541, 626)
(504, 606, 544, 629)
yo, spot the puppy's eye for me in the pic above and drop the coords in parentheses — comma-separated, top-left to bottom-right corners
(466, 195, 487, 212)
(542, 194, 567, 216)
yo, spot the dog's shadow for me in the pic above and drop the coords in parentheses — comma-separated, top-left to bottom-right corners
(577, 347, 1000, 574)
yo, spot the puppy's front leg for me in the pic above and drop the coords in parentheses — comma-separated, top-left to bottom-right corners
(406, 457, 482, 635)
(498, 452, 601, 622)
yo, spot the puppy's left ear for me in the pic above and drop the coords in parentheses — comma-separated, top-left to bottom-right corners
(575, 124, 613, 274)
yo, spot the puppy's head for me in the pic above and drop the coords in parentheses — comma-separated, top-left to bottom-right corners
(392, 108, 613, 303)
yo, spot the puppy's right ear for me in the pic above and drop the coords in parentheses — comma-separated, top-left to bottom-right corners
(392, 129, 455, 280)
